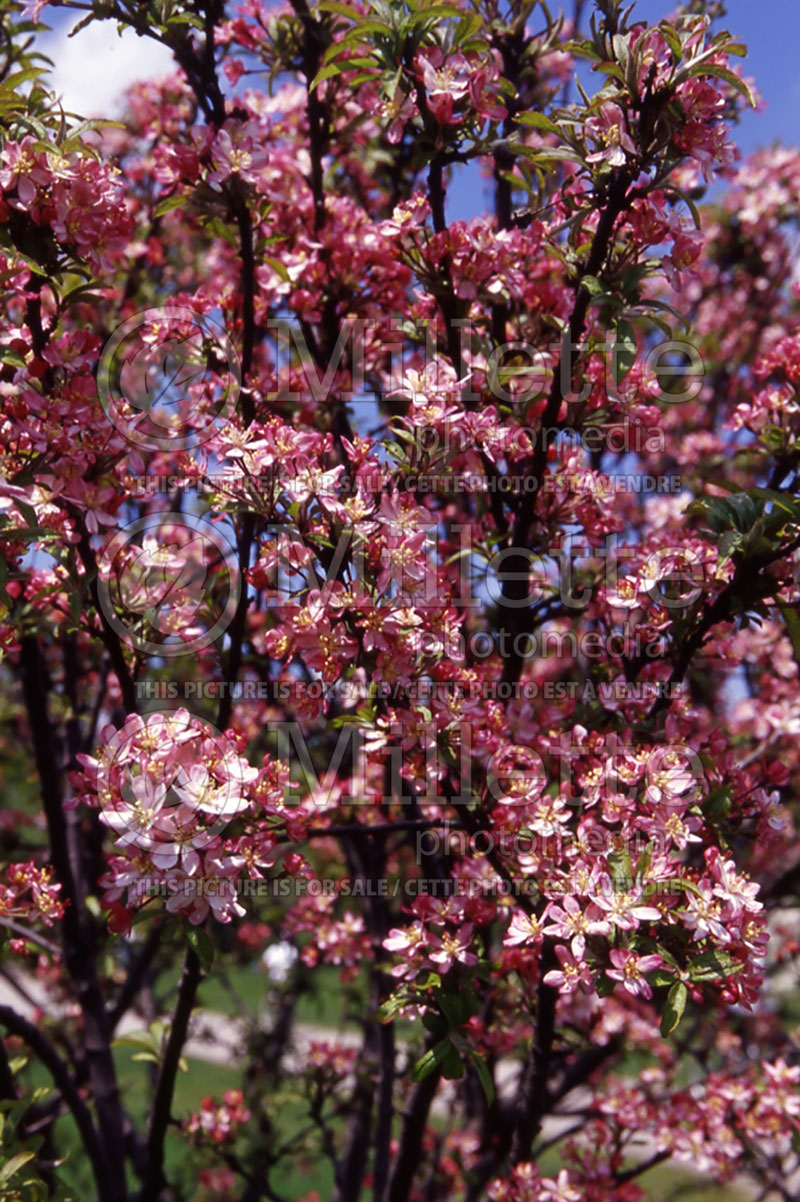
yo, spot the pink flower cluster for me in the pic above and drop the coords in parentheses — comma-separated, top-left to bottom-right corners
(0, 137, 133, 272)
(0, 861, 64, 950)
(71, 710, 289, 925)
(185, 1090, 251, 1145)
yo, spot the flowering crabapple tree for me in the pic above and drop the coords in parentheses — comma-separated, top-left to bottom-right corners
(2, 0, 800, 1198)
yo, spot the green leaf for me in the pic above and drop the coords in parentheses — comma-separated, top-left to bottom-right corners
(12, 499, 38, 530)
(264, 256, 291, 284)
(689, 62, 756, 107)
(613, 318, 636, 385)
(340, 21, 394, 45)
(725, 493, 763, 532)
(66, 116, 126, 140)
(0, 1150, 36, 1185)
(405, 5, 466, 25)
(309, 62, 345, 93)
(112, 1031, 158, 1050)
(778, 601, 800, 673)
(471, 1053, 495, 1105)
(514, 111, 558, 134)
(581, 274, 604, 297)
(0, 347, 27, 370)
(595, 972, 615, 996)
(376, 994, 404, 1023)
(592, 61, 626, 82)
(317, 0, 360, 17)
(412, 1036, 465, 1082)
(412, 1042, 444, 1082)
(415, 971, 441, 991)
(612, 32, 630, 76)
(717, 529, 743, 566)
(347, 71, 383, 86)
(657, 23, 683, 62)
(187, 927, 215, 973)
(634, 297, 691, 332)
(513, 145, 583, 166)
(750, 487, 800, 519)
(154, 193, 187, 217)
(687, 493, 762, 536)
(0, 526, 57, 541)
(440, 1039, 465, 1080)
(660, 981, 687, 1037)
(607, 848, 632, 892)
(688, 949, 743, 982)
(57, 278, 103, 307)
(0, 68, 47, 95)
(166, 11, 204, 26)
(434, 985, 478, 1029)
(635, 840, 654, 880)
(421, 1009, 447, 1036)
(337, 55, 380, 68)
(704, 784, 732, 821)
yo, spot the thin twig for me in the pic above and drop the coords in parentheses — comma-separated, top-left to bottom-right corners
(141, 946, 203, 1201)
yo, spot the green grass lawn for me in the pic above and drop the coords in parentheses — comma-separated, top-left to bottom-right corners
(19, 1027, 755, 1202)
(643, 1168, 748, 1201)
(23, 1050, 241, 1198)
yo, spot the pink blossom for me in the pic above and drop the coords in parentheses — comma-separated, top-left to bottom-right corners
(428, 924, 478, 972)
(585, 103, 636, 167)
(543, 945, 595, 994)
(606, 949, 664, 999)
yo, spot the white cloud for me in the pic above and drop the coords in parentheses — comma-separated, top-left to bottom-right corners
(37, 20, 175, 117)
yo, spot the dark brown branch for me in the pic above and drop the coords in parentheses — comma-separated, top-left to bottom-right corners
(217, 510, 256, 731)
(142, 945, 202, 1201)
(0, 916, 60, 956)
(516, 168, 634, 532)
(615, 1149, 671, 1184)
(73, 525, 139, 715)
(278, 819, 465, 843)
(0, 1005, 108, 1200)
(498, 169, 635, 686)
(332, 1047, 374, 1202)
(384, 1062, 441, 1202)
(233, 194, 258, 417)
(548, 1037, 620, 1106)
(0, 1035, 16, 1101)
(639, 535, 800, 719)
(290, 0, 328, 233)
(216, 196, 258, 732)
(510, 941, 557, 1164)
(20, 636, 128, 1202)
(372, 1019, 396, 1202)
